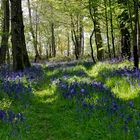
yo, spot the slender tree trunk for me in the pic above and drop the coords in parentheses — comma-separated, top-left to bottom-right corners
(133, 0, 139, 68)
(67, 32, 70, 56)
(138, 12, 140, 57)
(89, 0, 96, 63)
(71, 30, 79, 60)
(71, 15, 79, 60)
(27, 0, 40, 61)
(76, 14, 81, 56)
(39, 28, 42, 56)
(22, 25, 31, 68)
(7, 46, 10, 65)
(82, 29, 84, 56)
(89, 0, 103, 61)
(90, 29, 96, 63)
(80, 16, 84, 56)
(49, 43, 52, 58)
(46, 47, 49, 60)
(93, 11, 103, 60)
(109, 0, 115, 58)
(94, 20, 104, 60)
(10, 0, 30, 71)
(0, 0, 9, 65)
(104, 0, 111, 59)
(127, 0, 134, 37)
(120, 23, 131, 59)
(51, 23, 56, 57)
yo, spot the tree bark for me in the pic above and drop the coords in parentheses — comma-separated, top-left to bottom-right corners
(133, 0, 139, 68)
(67, 32, 70, 56)
(51, 23, 56, 57)
(90, 28, 96, 63)
(104, 0, 111, 59)
(80, 16, 84, 56)
(109, 0, 116, 58)
(71, 15, 79, 60)
(120, 23, 131, 59)
(89, 0, 103, 61)
(94, 20, 104, 61)
(27, 0, 40, 62)
(10, 0, 30, 71)
(0, 0, 9, 65)
(89, 0, 96, 63)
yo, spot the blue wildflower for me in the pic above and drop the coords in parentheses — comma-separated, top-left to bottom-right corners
(0, 110, 6, 120)
(129, 100, 134, 108)
(80, 88, 85, 93)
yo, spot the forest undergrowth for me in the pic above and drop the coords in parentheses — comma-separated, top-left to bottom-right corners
(0, 60, 140, 140)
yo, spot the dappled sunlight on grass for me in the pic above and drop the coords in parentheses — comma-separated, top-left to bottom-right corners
(88, 61, 140, 100)
(106, 77, 139, 100)
(0, 98, 12, 110)
(35, 86, 58, 104)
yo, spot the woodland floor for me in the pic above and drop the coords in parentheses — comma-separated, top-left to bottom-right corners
(0, 59, 140, 140)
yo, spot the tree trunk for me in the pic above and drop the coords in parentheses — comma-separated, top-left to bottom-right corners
(89, 0, 103, 61)
(94, 20, 104, 61)
(46, 48, 49, 60)
(6, 46, 10, 65)
(88, 0, 96, 63)
(49, 42, 52, 58)
(22, 25, 31, 68)
(0, 0, 9, 65)
(109, 0, 115, 58)
(90, 28, 96, 63)
(138, 15, 140, 57)
(27, 0, 40, 62)
(81, 29, 84, 56)
(71, 15, 79, 60)
(104, 0, 111, 59)
(39, 28, 42, 56)
(80, 16, 84, 56)
(133, 0, 139, 68)
(51, 23, 56, 57)
(67, 32, 70, 56)
(10, 0, 30, 71)
(120, 24, 131, 59)
(71, 30, 79, 60)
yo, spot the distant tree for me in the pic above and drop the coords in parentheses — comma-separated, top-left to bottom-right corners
(51, 22, 56, 57)
(118, 10, 131, 59)
(104, 0, 111, 59)
(27, 0, 41, 62)
(67, 32, 70, 57)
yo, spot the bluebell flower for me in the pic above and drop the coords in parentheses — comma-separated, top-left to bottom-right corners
(70, 88, 75, 94)
(82, 102, 88, 108)
(111, 102, 118, 111)
(0, 110, 6, 120)
(80, 88, 85, 93)
(129, 100, 134, 108)
(8, 110, 15, 122)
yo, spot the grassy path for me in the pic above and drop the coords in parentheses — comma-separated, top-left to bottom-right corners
(26, 61, 140, 140)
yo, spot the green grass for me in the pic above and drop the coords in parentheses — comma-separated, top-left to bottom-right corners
(0, 60, 140, 140)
